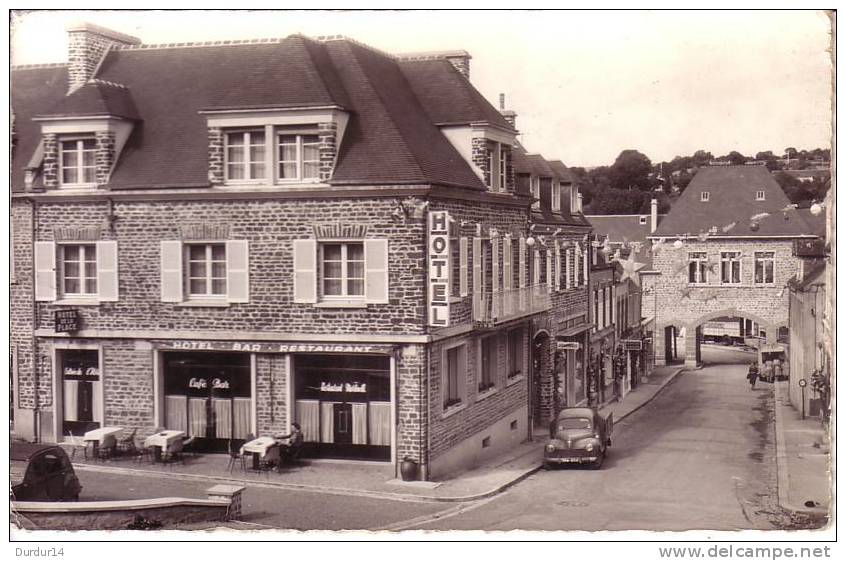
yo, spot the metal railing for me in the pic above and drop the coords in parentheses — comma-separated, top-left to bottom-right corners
(473, 284, 552, 327)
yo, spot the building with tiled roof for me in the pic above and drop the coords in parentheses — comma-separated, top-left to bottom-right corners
(10, 24, 574, 480)
(641, 166, 822, 369)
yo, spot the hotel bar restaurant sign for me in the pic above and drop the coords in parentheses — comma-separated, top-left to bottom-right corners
(428, 210, 451, 327)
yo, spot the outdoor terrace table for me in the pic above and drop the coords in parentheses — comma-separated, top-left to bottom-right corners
(240, 437, 281, 470)
(143, 430, 186, 462)
(83, 426, 123, 458)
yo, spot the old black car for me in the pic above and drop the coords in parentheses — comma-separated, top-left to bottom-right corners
(11, 443, 82, 502)
(543, 407, 613, 470)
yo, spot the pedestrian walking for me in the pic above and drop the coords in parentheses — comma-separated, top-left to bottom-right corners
(747, 362, 759, 389)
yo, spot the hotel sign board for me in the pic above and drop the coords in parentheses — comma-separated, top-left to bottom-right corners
(157, 341, 394, 354)
(428, 210, 451, 327)
(54, 309, 80, 333)
(622, 339, 643, 351)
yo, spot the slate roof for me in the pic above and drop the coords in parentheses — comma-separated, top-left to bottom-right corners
(11, 35, 505, 192)
(652, 166, 816, 238)
(586, 214, 667, 270)
(526, 154, 554, 178)
(547, 160, 575, 183)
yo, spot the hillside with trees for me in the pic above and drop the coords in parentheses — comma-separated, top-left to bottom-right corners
(575, 147, 830, 215)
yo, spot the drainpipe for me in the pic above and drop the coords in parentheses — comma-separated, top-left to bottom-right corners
(30, 198, 40, 442)
(422, 344, 430, 481)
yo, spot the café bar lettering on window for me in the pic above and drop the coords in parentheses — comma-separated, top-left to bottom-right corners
(54, 309, 80, 333)
(428, 210, 451, 327)
(156, 340, 394, 354)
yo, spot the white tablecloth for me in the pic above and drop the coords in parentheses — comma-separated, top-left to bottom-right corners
(83, 426, 124, 446)
(240, 437, 278, 458)
(144, 430, 185, 451)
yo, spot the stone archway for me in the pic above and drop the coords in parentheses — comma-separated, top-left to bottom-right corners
(683, 308, 786, 368)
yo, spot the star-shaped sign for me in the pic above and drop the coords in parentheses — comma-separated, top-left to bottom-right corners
(617, 253, 646, 286)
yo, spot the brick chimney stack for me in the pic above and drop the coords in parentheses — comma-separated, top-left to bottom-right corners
(651, 198, 658, 233)
(499, 93, 517, 130)
(397, 50, 471, 79)
(65, 22, 141, 92)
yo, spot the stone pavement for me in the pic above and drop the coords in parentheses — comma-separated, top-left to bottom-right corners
(773, 381, 831, 516)
(70, 365, 686, 504)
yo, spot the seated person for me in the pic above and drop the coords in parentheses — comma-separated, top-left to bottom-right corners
(274, 423, 304, 466)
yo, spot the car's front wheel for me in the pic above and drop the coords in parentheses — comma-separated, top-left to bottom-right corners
(589, 453, 604, 470)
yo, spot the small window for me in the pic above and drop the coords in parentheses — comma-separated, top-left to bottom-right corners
(720, 251, 742, 285)
(700, 191, 710, 202)
(507, 328, 524, 379)
(688, 252, 709, 284)
(531, 177, 541, 210)
(60, 244, 97, 296)
(444, 344, 466, 410)
(756, 190, 766, 201)
(754, 251, 775, 284)
(479, 335, 498, 392)
(639, 215, 648, 225)
(320, 242, 365, 299)
(59, 137, 96, 186)
(278, 133, 320, 181)
(552, 183, 561, 211)
(186, 244, 227, 298)
(225, 130, 266, 181)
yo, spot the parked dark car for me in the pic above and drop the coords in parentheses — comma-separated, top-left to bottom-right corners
(543, 407, 613, 470)
(10, 443, 82, 502)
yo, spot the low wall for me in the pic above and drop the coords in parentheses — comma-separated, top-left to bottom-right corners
(12, 485, 244, 531)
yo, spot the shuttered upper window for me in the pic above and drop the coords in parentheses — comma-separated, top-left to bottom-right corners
(34, 241, 118, 303)
(293, 239, 389, 306)
(160, 240, 249, 304)
(320, 242, 365, 298)
(186, 244, 227, 298)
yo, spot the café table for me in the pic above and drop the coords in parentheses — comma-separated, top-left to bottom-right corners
(143, 430, 186, 462)
(240, 436, 281, 470)
(83, 426, 124, 459)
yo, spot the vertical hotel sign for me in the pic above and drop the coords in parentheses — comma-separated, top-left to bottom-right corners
(428, 210, 450, 326)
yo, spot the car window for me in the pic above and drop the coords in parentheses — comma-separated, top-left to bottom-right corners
(42, 454, 62, 474)
(558, 418, 592, 430)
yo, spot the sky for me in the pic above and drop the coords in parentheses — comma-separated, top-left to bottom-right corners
(9, 9, 833, 168)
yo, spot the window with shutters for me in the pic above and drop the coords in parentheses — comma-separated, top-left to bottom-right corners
(320, 242, 365, 299)
(60, 244, 97, 296)
(59, 137, 96, 187)
(186, 244, 227, 298)
(225, 129, 266, 182)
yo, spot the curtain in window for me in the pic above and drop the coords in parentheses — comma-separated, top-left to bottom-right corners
(232, 398, 251, 439)
(63, 380, 79, 422)
(368, 402, 391, 446)
(213, 398, 232, 439)
(91, 381, 102, 423)
(165, 395, 188, 432)
(352, 403, 368, 445)
(188, 398, 207, 437)
(321, 402, 335, 443)
(296, 400, 320, 442)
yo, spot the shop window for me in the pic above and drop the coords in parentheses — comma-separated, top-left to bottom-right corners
(278, 133, 320, 181)
(160, 240, 249, 304)
(321, 242, 365, 299)
(442, 343, 467, 411)
(225, 129, 266, 182)
(479, 335, 498, 393)
(754, 251, 775, 285)
(186, 243, 227, 298)
(58, 348, 101, 438)
(688, 252, 709, 284)
(507, 328, 524, 379)
(34, 241, 118, 303)
(59, 137, 96, 187)
(720, 251, 742, 285)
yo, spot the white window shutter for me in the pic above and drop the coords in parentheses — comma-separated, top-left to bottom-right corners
(611, 285, 616, 325)
(518, 237, 526, 289)
(491, 237, 500, 293)
(472, 237, 482, 294)
(293, 239, 318, 304)
(364, 239, 389, 304)
(459, 237, 469, 297)
(583, 246, 589, 286)
(160, 241, 183, 302)
(34, 241, 56, 302)
(554, 242, 561, 291)
(226, 240, 250, 303)
(503, 237, 512, 291)
(96, 241, 119, 302)
(532, 249, 540, 287)
(574, 243, 581, 286)
(546, 249, 553, 292)
(566, 248, 572, 289)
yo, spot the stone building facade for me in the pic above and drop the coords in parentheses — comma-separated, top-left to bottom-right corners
(10, 24, 570, 480)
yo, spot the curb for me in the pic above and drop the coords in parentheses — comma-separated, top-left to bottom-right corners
(772, 381, 829, 517)
(72, 367, 684, 505)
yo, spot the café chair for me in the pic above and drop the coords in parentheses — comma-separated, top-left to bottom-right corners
(226, 439, 247, 473)
(63, 429, 87, 461)
(117, 428, 138, 457)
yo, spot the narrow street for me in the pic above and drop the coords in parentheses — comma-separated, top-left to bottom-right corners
(408, 357, 787, 531)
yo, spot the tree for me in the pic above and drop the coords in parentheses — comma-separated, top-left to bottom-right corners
(692, 150, 713, 166)
(676, 170, 694, 193)
(755, 150, 777, 161)
(609, 150, 652, 191)
(773, 172, 813, 205)
(725, 151, 748, 165)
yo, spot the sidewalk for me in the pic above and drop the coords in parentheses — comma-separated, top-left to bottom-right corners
(773, 381, 831, 516)
(72, 365, 686, 504)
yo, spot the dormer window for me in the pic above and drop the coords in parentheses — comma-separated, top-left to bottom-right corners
(700, 191, 710, 202)
(278, 133, 320, 181)
(552, 182, 561, 211)
(59, 137, 96, 187)
(639, 216, 648, 225)
(498, 146, 507, 190)
(570, 185, 580, 212)
(531, 177, 540, 210)
(756, 190, 766, 201)
(225, 130, 266, 182)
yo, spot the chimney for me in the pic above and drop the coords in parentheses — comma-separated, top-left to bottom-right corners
(65, 22, 141, 92)
(443, 51, 471, 79)
(650, 198, 658, 233)
(577, 192, 584, 213)
(499, 93, 517, 130)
